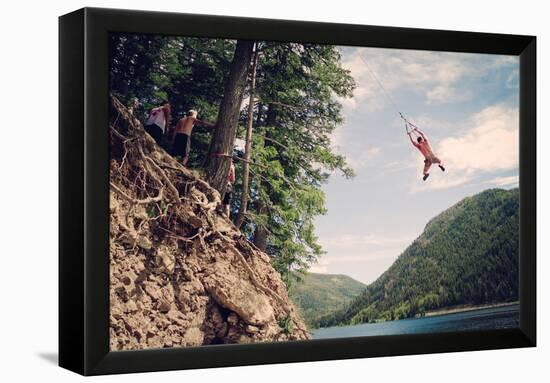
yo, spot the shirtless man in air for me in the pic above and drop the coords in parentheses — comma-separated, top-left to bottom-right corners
(408, 128, 445, 181)
(171, 110, 215, 166)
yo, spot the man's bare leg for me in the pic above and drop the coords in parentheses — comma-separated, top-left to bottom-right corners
(433, 158, 445, 172)
(423, 160, 431, 181)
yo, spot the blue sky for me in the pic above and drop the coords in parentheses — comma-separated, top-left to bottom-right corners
(311, 47, 519, 284)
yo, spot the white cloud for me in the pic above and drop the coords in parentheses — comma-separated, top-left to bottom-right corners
(506, 68, 519, 89)
(410, 104, 519, 192)
(346, 146, 381, 170)
(410, 169, 477, 192)
(329, 126, 343, 151)
(426, 85, 472, 104)
(438, 105, 519, 172)
(309, 258, 330, 274)
(340, 48, 518, 109)
(312, 232, 418, 283)
(320, 233, 414, 249)
(488, 175, 519, 187)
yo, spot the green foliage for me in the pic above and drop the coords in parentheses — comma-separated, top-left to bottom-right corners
(277, 315, 294, 335)
(316, 188, 520, 328)
(350, 304, 378, 325)
(146, 203, 156, 218)
(110, 34, 235, 162)
(109, 34, 356, 290)
(234, 43, 356, 281)
(288, 273, 366, 328)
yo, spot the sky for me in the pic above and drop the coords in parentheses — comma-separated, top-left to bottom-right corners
(311, 46, 519, 285)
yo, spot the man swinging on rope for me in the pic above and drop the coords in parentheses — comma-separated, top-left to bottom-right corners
(408, 127, 445, 181)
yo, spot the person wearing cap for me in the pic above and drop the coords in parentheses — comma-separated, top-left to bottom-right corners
(171, 109, 215, 166)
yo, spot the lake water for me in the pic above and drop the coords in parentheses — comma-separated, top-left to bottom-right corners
(311, 304, 519, 339)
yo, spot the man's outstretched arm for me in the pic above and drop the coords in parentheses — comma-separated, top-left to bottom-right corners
(415, 128, 427, 140)
(197, 119, 216, 128)
(407, 132, 417, 146)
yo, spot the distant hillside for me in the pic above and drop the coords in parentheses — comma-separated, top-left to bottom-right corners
(317, 188, 519, 328)
(289, 273, 366, 327)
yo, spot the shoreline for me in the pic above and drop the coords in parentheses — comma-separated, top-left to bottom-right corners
(423, 301, 519, 318)
(311, 301, 520, 332)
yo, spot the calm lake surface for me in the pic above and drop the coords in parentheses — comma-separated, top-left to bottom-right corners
(311, 304, 519, 339)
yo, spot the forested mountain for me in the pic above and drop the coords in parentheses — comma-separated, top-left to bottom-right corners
(317, 188, 519, 328)
(288, 273, 366, 327)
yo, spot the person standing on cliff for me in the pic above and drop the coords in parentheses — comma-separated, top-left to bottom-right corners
(144, 100, 171, 145)
(221, 159, 236, 217)
(171, 109, 215, 166)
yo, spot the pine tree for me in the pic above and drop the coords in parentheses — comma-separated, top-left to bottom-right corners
(234, 43, 356, 283)
(204, 40, 255, 194)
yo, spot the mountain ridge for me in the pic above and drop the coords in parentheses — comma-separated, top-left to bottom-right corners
(316, 187, 519, 328)
(288, 272, 366, 327)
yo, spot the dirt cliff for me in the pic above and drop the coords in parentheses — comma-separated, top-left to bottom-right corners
(108, 96, 310, 350)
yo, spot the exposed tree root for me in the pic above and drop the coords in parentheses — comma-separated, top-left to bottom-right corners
(109, 95, 310, 351)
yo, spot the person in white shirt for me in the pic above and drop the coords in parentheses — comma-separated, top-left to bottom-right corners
(144, 101, 171, 145)
(222, 159, 236, 217)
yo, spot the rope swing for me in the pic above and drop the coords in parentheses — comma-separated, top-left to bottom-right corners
(358, 52, 446, 181)
(357, 53, 422, 138)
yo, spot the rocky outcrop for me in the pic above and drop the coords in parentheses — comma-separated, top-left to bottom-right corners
(109, 96, 310, 350)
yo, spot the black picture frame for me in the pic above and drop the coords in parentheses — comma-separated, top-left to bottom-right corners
(59, 7, 536, 376)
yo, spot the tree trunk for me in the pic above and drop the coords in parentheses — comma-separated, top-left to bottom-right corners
(235, 45, 259, 229)
(205, 40, 255, 194)
(252, 102, 277, 252)
(253, 200, 268, 251)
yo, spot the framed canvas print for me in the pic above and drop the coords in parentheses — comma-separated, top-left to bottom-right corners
(59, 7, 536, 376)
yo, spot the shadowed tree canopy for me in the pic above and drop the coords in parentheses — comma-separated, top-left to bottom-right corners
(110, 34, 235, 164)
(109, 33, 356, 287)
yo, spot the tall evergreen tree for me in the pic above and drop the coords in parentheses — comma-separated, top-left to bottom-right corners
(204, 40, 255, 194)
(109, 34, 356, 286)
(232, 43, 355, 284)
(235, 44, 260, 229)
